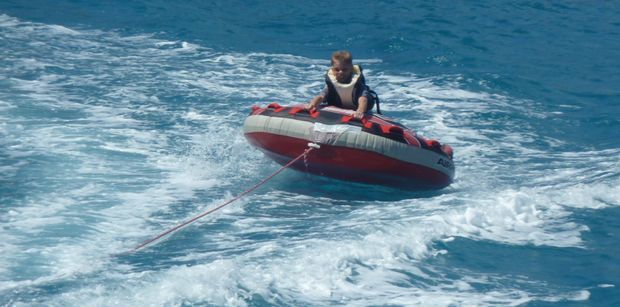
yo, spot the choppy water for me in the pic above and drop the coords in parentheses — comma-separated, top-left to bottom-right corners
(1, 1, 619, 306)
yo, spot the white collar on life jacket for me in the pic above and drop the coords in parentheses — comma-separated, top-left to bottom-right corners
(327, 64, 362, 88)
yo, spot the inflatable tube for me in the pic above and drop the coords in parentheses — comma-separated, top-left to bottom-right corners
(243, 103, 455, 190)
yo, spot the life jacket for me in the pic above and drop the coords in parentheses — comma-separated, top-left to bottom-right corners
(324, 65, 378, 113)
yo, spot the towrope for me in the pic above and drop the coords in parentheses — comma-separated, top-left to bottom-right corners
(304, 143, 320, 170)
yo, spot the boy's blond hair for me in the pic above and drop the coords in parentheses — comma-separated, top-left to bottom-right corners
(331, 50, 353, 65)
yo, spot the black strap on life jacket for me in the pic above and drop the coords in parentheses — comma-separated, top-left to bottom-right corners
(369, 89, 382, 115)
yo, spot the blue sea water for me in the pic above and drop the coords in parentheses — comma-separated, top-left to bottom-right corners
(1, 1, 619, 305)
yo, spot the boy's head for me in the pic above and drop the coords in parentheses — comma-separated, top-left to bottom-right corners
(331, 50, 354, 83)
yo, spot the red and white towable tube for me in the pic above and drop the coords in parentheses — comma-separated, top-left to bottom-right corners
(243, 103, 455, 190)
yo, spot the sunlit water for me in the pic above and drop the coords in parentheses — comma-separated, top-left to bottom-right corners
(1, 2, 619, 306)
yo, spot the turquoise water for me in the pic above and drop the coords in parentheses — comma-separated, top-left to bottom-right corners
(1, 1, 619, 306)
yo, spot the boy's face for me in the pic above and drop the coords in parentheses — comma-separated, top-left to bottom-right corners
(331, 60, 353, 83)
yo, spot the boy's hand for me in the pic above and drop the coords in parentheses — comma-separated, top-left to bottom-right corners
(305, 103, 316, 111)
(353, 110, 364, 119)
(306, 95, 323, 111)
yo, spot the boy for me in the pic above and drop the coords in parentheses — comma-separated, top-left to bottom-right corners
(306, 51, 374, 119)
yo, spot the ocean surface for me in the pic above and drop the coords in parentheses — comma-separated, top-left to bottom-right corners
(1, 1, 619, 306)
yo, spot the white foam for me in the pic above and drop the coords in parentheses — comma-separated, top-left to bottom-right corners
(47, 24, 80, 35)
(550, 180, 620, 209)
(42, 228, 588, 306)
(437, 189, 588, 247)
(0, 14, 19, 27)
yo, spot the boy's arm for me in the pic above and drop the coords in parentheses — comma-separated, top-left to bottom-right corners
(306, 86, 328, 110)
(353, 96, 368, 119)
